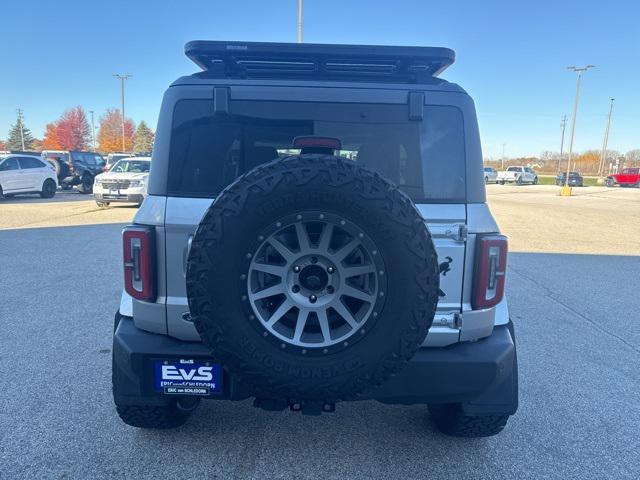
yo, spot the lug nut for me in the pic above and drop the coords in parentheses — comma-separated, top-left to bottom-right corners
(327, 266, 335, 274)
(310, 256, 318, 264)
(293, 265, 301, 273)
(292, 285, 300, 293)
(326, 286, 335, 294)
(309, 295, 317, 303)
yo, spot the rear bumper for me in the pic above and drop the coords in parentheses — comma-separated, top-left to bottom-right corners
(113, 314, 518, 415)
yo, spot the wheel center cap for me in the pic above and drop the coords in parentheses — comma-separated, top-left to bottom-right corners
(298, 265, 328, 292)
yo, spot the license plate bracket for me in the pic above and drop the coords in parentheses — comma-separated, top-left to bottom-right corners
(153, 359, 222, 396)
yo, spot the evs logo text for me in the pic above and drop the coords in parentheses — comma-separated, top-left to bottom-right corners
(161, 365, 213, 381)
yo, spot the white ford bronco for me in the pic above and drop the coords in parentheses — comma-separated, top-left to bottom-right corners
(112, 41, 517, 437)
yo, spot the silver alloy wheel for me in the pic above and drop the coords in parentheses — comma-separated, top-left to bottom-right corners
(247, 212, 386, 349)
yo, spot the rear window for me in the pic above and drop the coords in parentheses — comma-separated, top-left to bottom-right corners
(167, 99, 466, 202)
(506, 167, 520, 172)
(72, 152, 105, 166)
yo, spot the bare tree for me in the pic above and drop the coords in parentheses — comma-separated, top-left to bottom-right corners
(625, 149, 640, 166)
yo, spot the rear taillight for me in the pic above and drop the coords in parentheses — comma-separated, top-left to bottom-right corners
(472, 234, 507, 310)
(123, 226, 156, 301)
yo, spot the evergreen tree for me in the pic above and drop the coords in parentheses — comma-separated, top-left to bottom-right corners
(6, 114, 34, 150)
(133, 120, 155, 153)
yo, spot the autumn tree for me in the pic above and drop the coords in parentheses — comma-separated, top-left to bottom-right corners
(133, 120, 154, 153)
(98, 108, 134, 153)
(6, 114, 34, 150)
(42, 122, 61, 150)
(56, 106, 91, 150)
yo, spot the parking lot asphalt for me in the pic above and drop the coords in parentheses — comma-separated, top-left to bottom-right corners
(1, 186, 639, 479)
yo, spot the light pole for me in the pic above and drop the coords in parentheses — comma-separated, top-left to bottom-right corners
(297, 0, 303, 43)
(558, 115, 567, 173)
(562, 65, 595, 195)
(89, 110, 96, 151)
(598, 98, 614, 179)
(501, 143, 506, 170)
(113, 74, 132, 152)
(16, 108, 25, 151)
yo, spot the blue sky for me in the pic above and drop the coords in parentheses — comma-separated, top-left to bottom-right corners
(1, 0, 638, 157)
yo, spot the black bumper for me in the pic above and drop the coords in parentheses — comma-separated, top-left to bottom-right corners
(95, 193, 144, 203)
(113, 315, 518, 415)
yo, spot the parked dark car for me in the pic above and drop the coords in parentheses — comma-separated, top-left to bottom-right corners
(43, 150, 106, 193)
(556, 171, 584, 187)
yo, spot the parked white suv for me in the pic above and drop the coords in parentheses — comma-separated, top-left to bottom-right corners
(93, 157, 150, 207)
(497, 166, 538, 185)
(0, 154, 58, 199)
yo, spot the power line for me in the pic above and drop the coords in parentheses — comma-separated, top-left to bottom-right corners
(562, 65, 595, 194)
(558, 115, 567, 173)
(598, 98, 615, 178)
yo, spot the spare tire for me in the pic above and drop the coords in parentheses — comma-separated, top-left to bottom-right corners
(47, 159, 67, 180)
(186, 155, 439, 404)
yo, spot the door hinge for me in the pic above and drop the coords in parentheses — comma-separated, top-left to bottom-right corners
(443, 224, 467, 242)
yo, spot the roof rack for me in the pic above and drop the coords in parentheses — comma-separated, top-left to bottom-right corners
(185, 41, 455, 83)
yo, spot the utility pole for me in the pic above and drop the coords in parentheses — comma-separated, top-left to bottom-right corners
(558, 115, 567, 173)
(16, 108, 25, 151)
(89, 110, 96, 151)
(598, 98, 614, 179)
(562, 65, 595, 195)
(113, 74, 132, 152)
(501, 143, 506, 169)
(297, 0, 303, 43)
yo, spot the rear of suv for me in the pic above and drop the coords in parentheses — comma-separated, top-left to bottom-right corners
(43, 150, 106, 193)
(112, 41, 517, 437)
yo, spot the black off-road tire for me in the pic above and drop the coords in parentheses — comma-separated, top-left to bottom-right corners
(186, 155, 440, 405)
(532, 176, 538, 185)
(112, 312, 196, 429)
(40, 178, 57, 198)
(516, 176, 523, 185)
(115, 403, 193, 429)
(428, 403, 510, 437)
(96, 201, 110, 208)
(77, 174, 94, 194)
(47, 159, 66, 179)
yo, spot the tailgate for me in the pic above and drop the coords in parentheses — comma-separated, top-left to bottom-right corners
(163, 198, 467, 342)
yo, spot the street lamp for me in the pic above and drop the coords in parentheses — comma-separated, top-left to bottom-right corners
(561, 65, 595, 196)
(113, 74, 132, 152)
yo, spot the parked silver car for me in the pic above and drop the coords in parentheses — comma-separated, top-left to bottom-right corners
(483, 166, 498, 183)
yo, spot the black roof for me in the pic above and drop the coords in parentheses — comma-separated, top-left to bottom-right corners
(185, 41, 455, 84)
